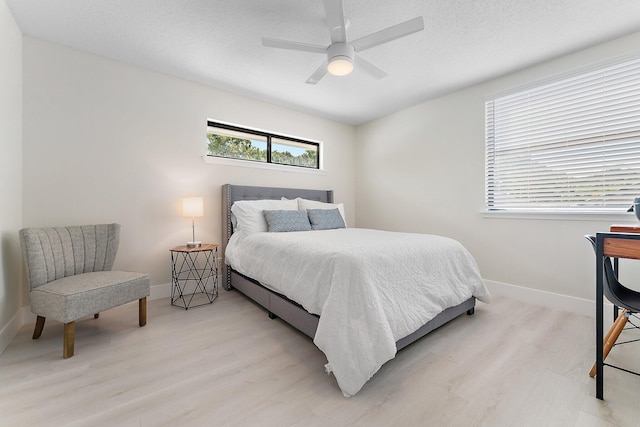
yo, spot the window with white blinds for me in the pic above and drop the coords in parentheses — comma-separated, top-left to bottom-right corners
(485, 56, 640, 212)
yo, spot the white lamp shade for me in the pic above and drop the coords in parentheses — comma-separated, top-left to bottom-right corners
(182, 197, 204, 218)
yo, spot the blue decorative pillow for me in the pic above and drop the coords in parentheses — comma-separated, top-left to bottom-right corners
(307, 208, 346, 230)
(263, 209, 312, 232)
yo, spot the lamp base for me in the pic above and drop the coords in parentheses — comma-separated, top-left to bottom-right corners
(186, 241, 202, 248)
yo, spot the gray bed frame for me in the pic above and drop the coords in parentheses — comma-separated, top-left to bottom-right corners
(221, 184, 475, 350)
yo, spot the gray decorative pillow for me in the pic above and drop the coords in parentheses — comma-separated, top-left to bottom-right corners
(263, 209, 312, 232)
(307, 208, 346, 230)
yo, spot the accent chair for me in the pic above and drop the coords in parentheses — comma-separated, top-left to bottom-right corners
(19, 223, 150, 358)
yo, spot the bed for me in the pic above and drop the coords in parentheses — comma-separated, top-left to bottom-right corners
(221, 184, 490, 396)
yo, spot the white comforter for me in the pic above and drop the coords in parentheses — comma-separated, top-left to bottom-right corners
(225, 228, 491, 396)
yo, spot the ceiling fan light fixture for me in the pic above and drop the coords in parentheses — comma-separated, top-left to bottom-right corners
(326, 42, 354, 76)
(328, 57, 354, 76)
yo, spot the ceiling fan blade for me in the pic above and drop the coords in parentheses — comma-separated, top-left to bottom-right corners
(262, 37, 326, 54)
(351, 16, 425, 52)
(306, 60, 329, 85)
(355, 55, 387, 80)
(323, 0, 347, 43)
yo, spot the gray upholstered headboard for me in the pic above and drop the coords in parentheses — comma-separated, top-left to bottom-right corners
(221, 184, 334, 289)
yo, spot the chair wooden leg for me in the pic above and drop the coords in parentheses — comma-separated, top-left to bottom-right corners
(139, 297, 147, 327)
(589, 309, 629, 377)
(63, 322, 75, 359)
(32, 316, 46, 339)
(94, 313, 100, 319)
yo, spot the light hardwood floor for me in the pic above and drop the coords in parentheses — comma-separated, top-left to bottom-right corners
(1, 290, 640, 427)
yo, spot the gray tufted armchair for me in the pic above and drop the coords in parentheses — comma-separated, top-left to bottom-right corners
(19, 223, 150, 358)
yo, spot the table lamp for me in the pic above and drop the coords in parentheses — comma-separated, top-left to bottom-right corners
(182, 197, 204, 248)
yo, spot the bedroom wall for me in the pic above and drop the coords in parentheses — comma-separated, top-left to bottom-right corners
(356, 30, 640, 304)
(0, 0, 24, 349)
(22, 37, 356, 299)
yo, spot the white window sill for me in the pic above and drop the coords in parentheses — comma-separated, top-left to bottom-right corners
(481, 210, 638, 222)
(202, 155, 326, 175)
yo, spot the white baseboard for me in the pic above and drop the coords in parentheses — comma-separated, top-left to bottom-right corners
(148, 276, 223, 301)
(0, 306, 35, 354)
(484, 279, 607, 318)
(149, 282, 171, 300)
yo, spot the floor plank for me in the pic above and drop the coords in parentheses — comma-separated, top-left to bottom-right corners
(1, 291, 639, 426)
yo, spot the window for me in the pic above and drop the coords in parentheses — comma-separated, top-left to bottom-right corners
(485, 56, 640, 213)
(206, 121, 320, 169)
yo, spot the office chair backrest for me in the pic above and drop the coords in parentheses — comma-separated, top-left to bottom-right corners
(585, 234, 640, 313)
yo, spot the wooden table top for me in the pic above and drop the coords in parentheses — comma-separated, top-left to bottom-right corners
(170, 243, 218, 253)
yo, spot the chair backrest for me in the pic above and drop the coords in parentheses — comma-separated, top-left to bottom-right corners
(20, 224, 120, 290)
(585, 234, 640, 313)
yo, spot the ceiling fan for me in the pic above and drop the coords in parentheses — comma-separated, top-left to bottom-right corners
(261, 0, 425, 84)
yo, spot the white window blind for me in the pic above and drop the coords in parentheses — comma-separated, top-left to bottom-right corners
(486, 56, 640, 212)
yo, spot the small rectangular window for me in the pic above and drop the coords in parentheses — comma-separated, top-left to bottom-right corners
(271, 137, 318, 168)
(207, 126, 267, 162)
(206, 121, 320, 169)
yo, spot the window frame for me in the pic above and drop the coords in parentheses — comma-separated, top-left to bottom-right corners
(484, 54, 640, 217)
(206, 120, 321, 171)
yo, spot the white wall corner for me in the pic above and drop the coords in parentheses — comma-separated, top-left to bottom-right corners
(484, 279, 604, 318)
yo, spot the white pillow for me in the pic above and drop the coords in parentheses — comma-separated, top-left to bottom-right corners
(231, 199, 298, 233)
(296, 198, 347, 227)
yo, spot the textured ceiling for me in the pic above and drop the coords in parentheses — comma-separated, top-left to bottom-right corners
(7, 0, 640, 125)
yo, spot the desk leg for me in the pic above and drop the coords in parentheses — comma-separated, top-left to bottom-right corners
(596, 245, 605, 400)
(613, 258, 619, 322)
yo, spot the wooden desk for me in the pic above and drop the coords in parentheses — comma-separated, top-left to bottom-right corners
(603, 235, 640, 260)
(607, 225, 640, 271)
(610, 224, 640, 233)
(594, 231, 640, 399)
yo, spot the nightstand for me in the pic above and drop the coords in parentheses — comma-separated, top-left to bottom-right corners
(170, 244, 218, 309)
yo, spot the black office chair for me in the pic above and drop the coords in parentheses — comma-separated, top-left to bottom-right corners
(585, 234, 640, 377)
